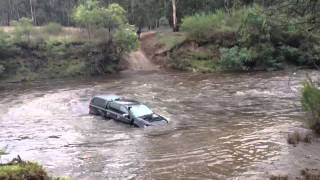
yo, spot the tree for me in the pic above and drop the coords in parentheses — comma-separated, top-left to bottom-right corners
(73, 0, 105, 39)
(114, 24, 139, 54)
(172, 0, 177, 31)
(103, 3, 127, 33)
(73, 1, 135, 42)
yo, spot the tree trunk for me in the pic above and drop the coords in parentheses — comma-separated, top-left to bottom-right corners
(172, 0, 177, 32)
(8, 0, 12, 25)
(29, 0, 34, 24)
(224, 0, 231, 14)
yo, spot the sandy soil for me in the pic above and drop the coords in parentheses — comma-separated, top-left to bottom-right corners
(124, 31, 160, 71)
(125, 50, 159, 71)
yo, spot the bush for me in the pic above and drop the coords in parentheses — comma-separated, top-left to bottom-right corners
(254, 43, 283, 71)
(0, 64, 6, 77)
(301, 79, 320, 134)
(0, 30, 12, 57)
(159, 16, 169, 27)
(114, 25, 139, 54)
(12, 17, 33, 42)
(180, 6, 261, 42)
(287, 131, 312, 145)
(169, 50, 192, 70)
(0, 162, 49, 180)
(219, 46, 256, 71)
(181, 10, 229, 42)
(0, 30, 10, 48)
(43, 22, 62, 35)
(239, 5, 268, 46)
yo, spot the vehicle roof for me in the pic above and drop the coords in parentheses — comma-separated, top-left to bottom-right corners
(115, 99, 141, 106)
(94, 95, 142, 105)
(94, 94, 121, 101)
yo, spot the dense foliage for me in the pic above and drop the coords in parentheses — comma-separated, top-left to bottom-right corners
(0, 0, 228, 29)
(1, 0, 319, 32)
(177, 4, 320, 72)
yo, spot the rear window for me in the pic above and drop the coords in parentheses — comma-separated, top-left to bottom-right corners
(92, 98, 107, 108)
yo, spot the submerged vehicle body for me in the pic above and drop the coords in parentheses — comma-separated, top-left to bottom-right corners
(89, 95, 168, 128)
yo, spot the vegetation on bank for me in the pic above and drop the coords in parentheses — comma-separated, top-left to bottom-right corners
(162, 5, 320, 73)
(0, 161, 53, 180)
(0, 150, 67, 180)
(302, 79, 320, 134)
(0, 1, 138, 82)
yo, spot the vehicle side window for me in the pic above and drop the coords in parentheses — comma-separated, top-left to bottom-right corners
(119, 106, 128, 115)
(109, 102, 122, 113)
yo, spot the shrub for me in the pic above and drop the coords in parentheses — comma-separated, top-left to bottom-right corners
(0, 162, 49, 180)
(114, 25, 139, 54)
(169, 50, 192, 70)
(43, 22, 62, 35)
(301, 79, 320, 134)
(298, 44, 320, 67)
(219, 46, 256, 71)
(0, 30, 10, 48)
(159, 16, 169, 27)
(254, 43, 283, 71)
(180, 6, 261, 43)
(64, 61, 87, 77)
(0, 30, 12, 57)
(287, 131, 312, 145)
(239, 5, 268, 46)
(0, 64, 6, 77)
(12, 17, 33, 43)
(181, 10, 230, 42)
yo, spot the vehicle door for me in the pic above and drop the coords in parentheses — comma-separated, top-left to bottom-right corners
(119, 105, 131, 124)
(107, 102, 120, 120)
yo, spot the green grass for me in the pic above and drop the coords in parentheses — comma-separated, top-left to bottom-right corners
(0, 162, 49, 180)
(190, 59, 217, 73)
(157, 32, 187, 50)
(169, 49, 217, 72)
(0, 161, 70, 180)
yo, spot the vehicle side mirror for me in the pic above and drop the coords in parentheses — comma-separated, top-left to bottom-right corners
(123, 114, 129, 118)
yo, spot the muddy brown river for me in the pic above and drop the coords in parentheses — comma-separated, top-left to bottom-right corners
(1, 70, 320, 179)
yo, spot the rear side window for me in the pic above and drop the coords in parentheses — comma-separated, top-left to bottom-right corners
(109, 102, 128, 114)
(93, 98, 107, 108)
(109, 102, 120, 111)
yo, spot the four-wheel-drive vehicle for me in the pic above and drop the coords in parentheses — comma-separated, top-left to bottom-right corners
(89, 95, 168, 128)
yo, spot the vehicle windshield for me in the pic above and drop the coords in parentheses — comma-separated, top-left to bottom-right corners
(130, 104, 153, 117)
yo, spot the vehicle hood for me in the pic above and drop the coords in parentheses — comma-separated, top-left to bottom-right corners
(149, 119, 168, 126)
(140, 114, 168, 126)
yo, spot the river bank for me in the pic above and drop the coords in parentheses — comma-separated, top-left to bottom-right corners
(140, 30, 320, 74)
(0, 23, 139, 83)
(0, 27, 125, 83)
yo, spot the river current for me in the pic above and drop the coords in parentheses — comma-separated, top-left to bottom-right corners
(0, 70, 319, 179)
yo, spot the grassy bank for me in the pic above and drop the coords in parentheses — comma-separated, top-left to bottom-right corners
(0, 26, 122, 82)
(0, 155, 68, 180)
(155, 5, 320, 73)
(0, 18, 138, 82)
